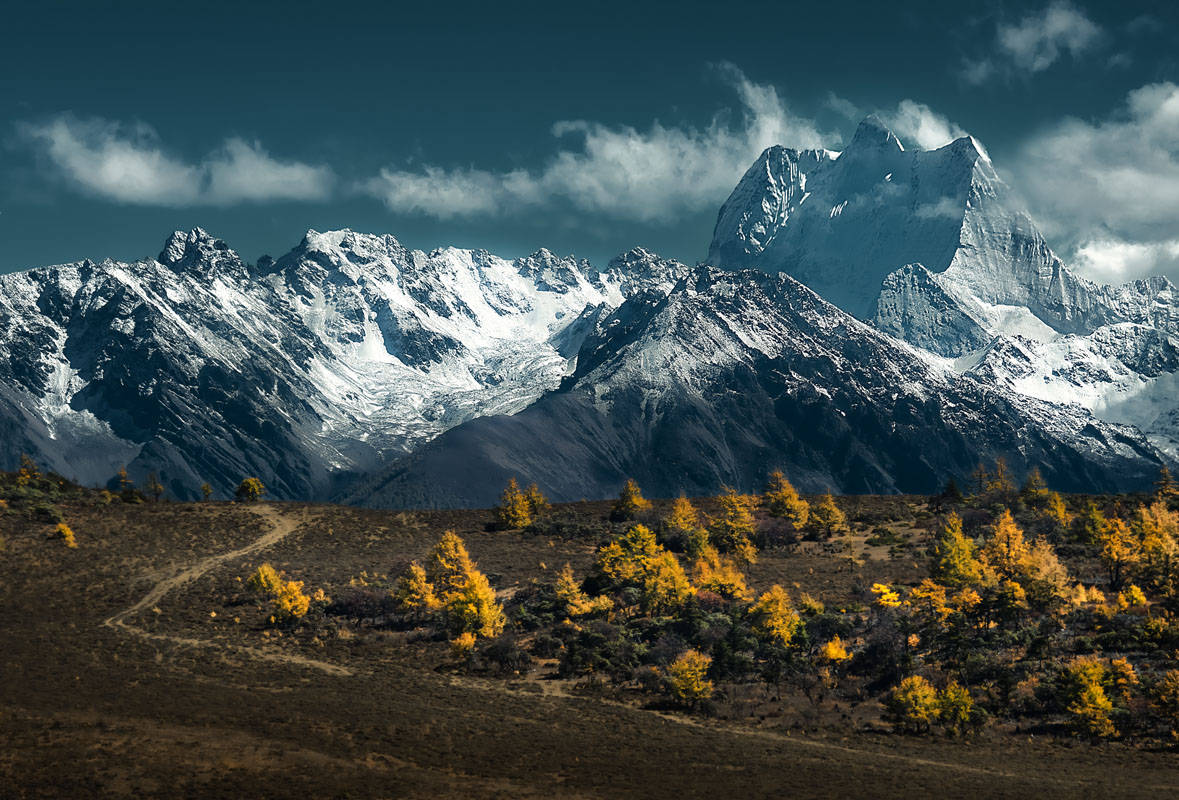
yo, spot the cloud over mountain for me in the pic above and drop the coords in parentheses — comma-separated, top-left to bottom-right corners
(1015, 81, 1179, 281)
(20, 116, 335, 205)
(361, 65, 830, 222)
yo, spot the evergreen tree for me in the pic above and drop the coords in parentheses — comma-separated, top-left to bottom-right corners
(1155, 466, 1179, 503)
(1072, 501, 1106, 545)
(145, 472, 164, 502)
(1020, 467, 1050, 506)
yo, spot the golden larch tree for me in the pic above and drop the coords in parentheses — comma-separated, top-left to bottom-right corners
(763, 470, 809, 527)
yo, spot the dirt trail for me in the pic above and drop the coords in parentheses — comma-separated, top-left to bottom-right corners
(102, 503, 352, 677)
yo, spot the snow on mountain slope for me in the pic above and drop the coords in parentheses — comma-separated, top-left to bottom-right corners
(0, 228, 685, 498)
(350, 267, 1166, 509)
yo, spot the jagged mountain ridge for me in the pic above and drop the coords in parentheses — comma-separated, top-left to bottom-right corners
(708, 116, 1179, 353)
(349, 266, 1165, 508)
(0, 228, 685, 498)
(706, 116, 1179, 460)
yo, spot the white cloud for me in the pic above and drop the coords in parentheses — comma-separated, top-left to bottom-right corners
(1015, 82, 1179, 282)
(1072, 238, 1179, 284)
(20, 116, 334, 205)
(363, 64, 830, 222)
(880, 101, 967, 150)
(964, 2, 1103, 84)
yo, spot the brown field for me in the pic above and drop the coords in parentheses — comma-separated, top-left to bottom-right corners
(2, 498, 1176, 799)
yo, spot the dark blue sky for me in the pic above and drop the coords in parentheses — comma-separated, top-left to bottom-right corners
(3, 0, 1178, 282)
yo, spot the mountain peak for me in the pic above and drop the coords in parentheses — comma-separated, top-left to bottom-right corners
(848, 115, 903, 153)
(158, 228, 231, 268)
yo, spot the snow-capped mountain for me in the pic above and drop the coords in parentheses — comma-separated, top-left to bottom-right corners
(706, 116, 1179, 460)
(0, 228, 685, 498)
(350, 267, 1165, 508)
(4, 115, 1178, 505)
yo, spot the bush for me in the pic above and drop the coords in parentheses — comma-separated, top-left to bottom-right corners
(247, 563, 283, 596)
(53, 522, 77, 549)
(480, 636, 533, 675)
(33, 504, 64, 524)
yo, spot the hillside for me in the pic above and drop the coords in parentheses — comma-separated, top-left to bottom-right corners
(4, 467, 1179, 798)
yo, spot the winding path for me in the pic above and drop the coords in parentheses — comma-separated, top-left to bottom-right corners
(101, 503, 352, 677)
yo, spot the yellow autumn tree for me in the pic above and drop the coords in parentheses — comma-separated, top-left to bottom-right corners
(642, 551, 695, 613)
(1098, 517, 1140, 591)
(1060, 658, 1116, 738)
(750, 585, 801, 646)
(1136, 501, 1179, 598)
(271, 578, 311, 623)
(693, 544, 751, 601)
(930, 512, 982, 587)
(936, 682, 975, 735)
(554, 563, 612, 617)
(494, 478, 533, 529)
(393, 561, 441, 612)
(234, 477, 265, 502)
(426, 530, 476, 596)
(981, 510, 1030, 582)
(1042, 491, 1073, 534)
(247, 562, 310, 623)
(809, 492, 848, 537)
(525, 482, 550, 517)
(663, 495, 708, 555)
(665, 649, 714, 705)
(885, 675, 939, 733)
(1022, 536, 1071, 609)
(1151, 669, 1179, 737)
(596, 524, 661, 586)
(708, 486, 758, 563)
(445, 569, 506, 638)
(820, 636, 851, 663)
(763, 470, 809, 527)
(612, 478, 652, 520)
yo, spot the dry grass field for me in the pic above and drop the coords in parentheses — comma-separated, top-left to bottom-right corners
(2, 494, 1177, 798)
